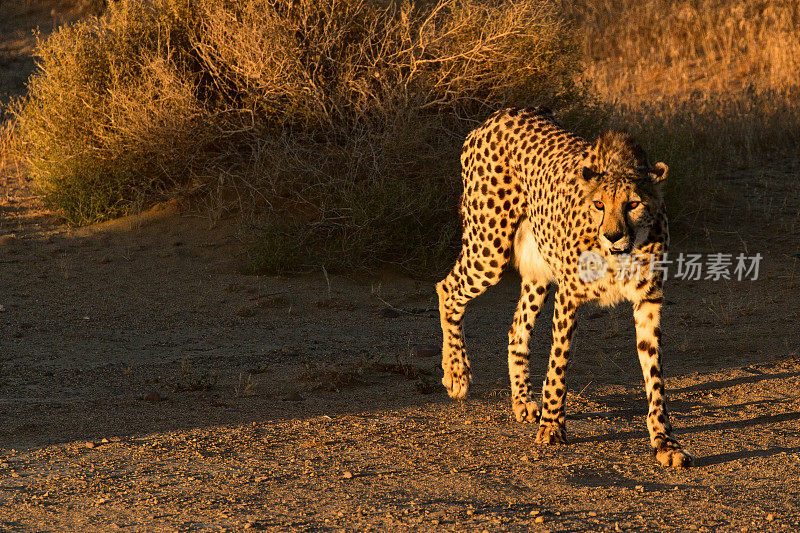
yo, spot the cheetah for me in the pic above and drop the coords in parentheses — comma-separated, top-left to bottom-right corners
(436, 106, 692, 468)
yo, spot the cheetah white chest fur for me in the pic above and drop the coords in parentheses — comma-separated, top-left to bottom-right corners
(513, 218, 555, 283)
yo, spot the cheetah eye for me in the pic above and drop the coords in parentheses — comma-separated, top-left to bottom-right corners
(593, 200, 604, 210)
(627, 201, 640, 210)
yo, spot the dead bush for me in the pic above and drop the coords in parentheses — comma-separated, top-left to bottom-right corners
(12, 0, 585, 272)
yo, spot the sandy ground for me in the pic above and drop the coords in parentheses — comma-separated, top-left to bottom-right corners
(2, 1, 800, 531)
(0, 183, 799, 532)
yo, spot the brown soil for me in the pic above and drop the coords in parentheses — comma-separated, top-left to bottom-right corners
(2, 2, 800, 532)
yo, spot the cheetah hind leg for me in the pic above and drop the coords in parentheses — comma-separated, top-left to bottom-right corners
(437, 281, 471, 400)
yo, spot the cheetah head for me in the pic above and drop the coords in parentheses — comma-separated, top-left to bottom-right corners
(578, 131, 667, 255)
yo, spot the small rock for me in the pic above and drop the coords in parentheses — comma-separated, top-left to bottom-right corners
(10, 472, 20, 478)
(85, 441, 95, 449)
(766, 514, 774, 522)
(0, 235, 18, 246)
(282, 391, 304, 402)
(236, 306, 257, 317)
(588, 511, 597, 517)
(101, 438, 109, 444)
(529, 510, 539, 516)
(615, 522, 623, 532)
(143, 390, 162, 403)
(343, 471, 353, 479)
(534, 516, 545, 524)
(380, 308, 400, 318)
(411, 345, 439, 358)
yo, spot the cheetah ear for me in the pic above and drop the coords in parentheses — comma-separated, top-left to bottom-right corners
(649, 162, 668, 183)
(580, 166, 602, 181)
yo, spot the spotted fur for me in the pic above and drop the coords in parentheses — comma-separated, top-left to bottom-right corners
(436, 107, 691, 468)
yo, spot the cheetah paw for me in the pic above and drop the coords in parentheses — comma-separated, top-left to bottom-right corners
(535, 424, 568, 445)
(442, 369, 471, 400)
(512, 400, 540, 423)
(654, 446, 693, 468)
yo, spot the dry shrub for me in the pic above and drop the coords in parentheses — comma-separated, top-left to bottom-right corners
(12, 1, 208, 224)
(0, 119, 14, 180)
(565, 0, 800, 101)
(603, 95, 800, 222)
(566, 0, 800, 220)
(11, 0, 800, 273)
(12, 0, 585, 272)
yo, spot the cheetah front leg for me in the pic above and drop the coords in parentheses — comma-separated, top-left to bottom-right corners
(508, 279, 548, 423)
(536, 286, 577, 444)
(633, 298, 693, 468)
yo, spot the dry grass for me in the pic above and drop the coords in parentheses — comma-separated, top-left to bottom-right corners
(161, 357, 219, 393)
(297, 352, 438, 393)
(8, 0, 800, 273)
(234, 372, 257, 398)
(11, 0, 583, 273)
(567, 0, 800, 222)
(0, 119, 14, 192)
(567, 0, 800, 102)
(297, 356, 377, 392)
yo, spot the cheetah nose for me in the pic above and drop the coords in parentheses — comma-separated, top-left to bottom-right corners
(603, 231, 625, 244)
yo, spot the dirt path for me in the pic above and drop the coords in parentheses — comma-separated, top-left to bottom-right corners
(3, 360, 800, 532)
(0, 161, 799, 531)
